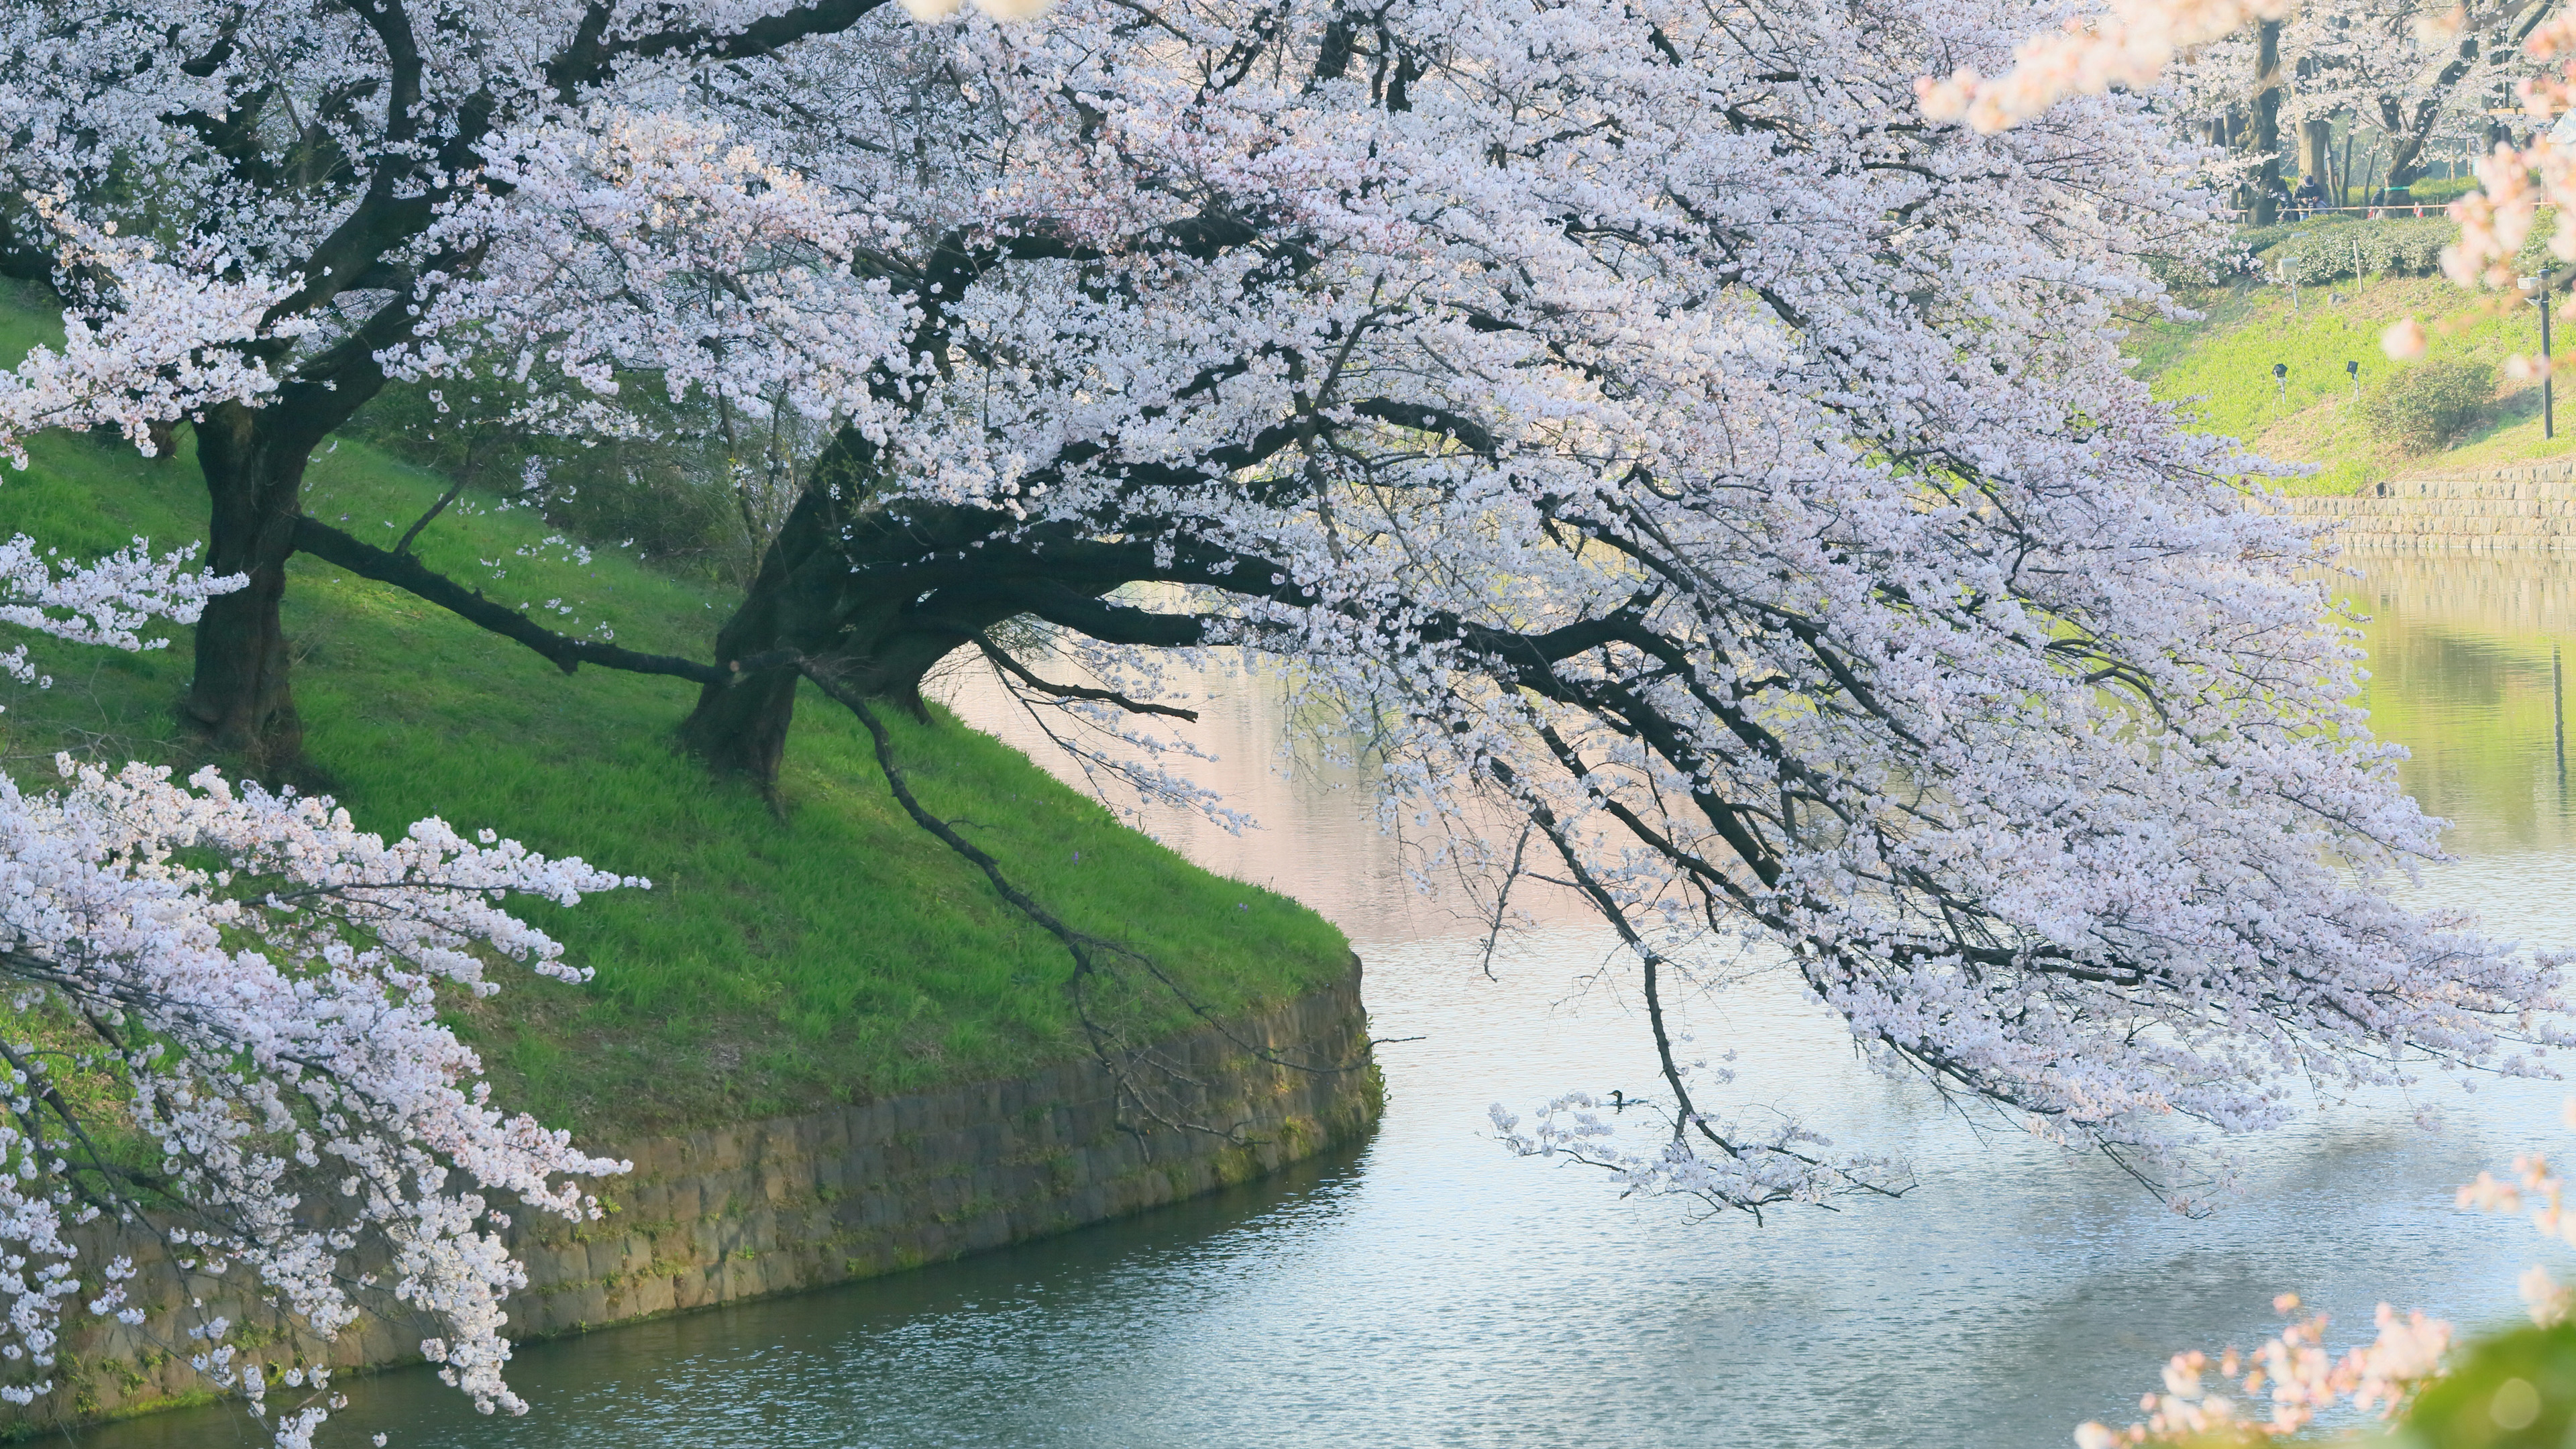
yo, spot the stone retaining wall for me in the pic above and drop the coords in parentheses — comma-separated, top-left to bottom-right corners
(7, 960, 1380, 1433)
(2275, 461, 2576, 551)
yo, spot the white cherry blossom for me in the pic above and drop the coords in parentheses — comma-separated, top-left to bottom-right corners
(0, 511, 631, 1446)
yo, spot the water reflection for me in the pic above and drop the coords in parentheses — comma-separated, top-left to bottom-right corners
(2347, 556, 2576, 857)
(54, 559, 2576, 1449)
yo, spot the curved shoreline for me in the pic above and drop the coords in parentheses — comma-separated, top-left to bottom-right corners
(7, 959, 1381, 1435)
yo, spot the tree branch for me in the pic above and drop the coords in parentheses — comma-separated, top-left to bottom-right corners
(290, 517, 720, 683)
(973, 635, 1199, 720)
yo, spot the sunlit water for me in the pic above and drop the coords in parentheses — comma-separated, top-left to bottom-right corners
(62, 557, 2576, 1449)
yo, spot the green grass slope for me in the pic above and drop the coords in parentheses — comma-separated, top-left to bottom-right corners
(2133, 269, 2576, 495)
(0, 301, 1350, 1144)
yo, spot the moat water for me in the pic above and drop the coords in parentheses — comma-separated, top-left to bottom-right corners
(64, 555, 2576, 1449)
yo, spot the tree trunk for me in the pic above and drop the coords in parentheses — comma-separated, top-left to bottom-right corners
(681, 494, 826, 779)
(682, 659, 804, 783)
(2244, 21, 2285, 225)
(677, 440, 881, 781)
(678, 427, 1212, 790)
(2300, 119, 2332, 191)
(187, 402, 314, 763)
(2383, 30, 2490, 197)
(678, 487, 999, 782)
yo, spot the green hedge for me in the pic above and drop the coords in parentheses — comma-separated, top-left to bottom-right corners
(2237, 209, 2559, 286)
(2400, 174, 2481, 205)
(2253, 216, 2456, 283)
(2236, 213, 2359, 255)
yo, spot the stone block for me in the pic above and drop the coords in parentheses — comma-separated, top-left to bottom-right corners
(847, 1099, 893, 1146)
(962, 1211, 1011, 1254)
(672, 1270, 712, 1313)
(553, 1283, 611, 1330)
(689, 1219, 729, 1265)
(716, 1259, 763, 1303)
(629, 1275, 676, 1320)
(658, 1177, 705, 1225)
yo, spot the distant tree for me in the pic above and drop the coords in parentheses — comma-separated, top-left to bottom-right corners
(2282, 0, 2559, 199)
(2149, 0, 2557, 219)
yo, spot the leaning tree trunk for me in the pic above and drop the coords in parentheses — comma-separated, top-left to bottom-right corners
(187, 402, 317, 763)
(2384, 56, 2482, 198)
(679, 485, 1141, 789)
(678, 486, 1002, 784)
(678, 612, 811, 786)
(679, 447, 875, 782)
(678, 424, 1198, 789)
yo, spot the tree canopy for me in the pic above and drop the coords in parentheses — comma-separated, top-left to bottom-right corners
(0, 0, 2565, 1442)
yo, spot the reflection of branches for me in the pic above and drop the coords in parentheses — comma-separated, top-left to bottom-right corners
(796, 658, 1368, 1149)
(1467, 753, 1911, 1220)
(1496, 1091, 1913, 1227)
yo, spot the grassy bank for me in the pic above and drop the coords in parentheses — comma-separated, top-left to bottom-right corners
(2132, 272, 2576, 496)
(0, 303, 1350, 1144)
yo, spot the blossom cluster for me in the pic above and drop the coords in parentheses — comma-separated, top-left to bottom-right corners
(0, 211, 306, 466)
(0, 538, 631, 1445)
(2075, 1297, 2451, 1446)
(2071, 1099, 2576, 1448)
(405, 109, 912, 433)
(2459, 1101, 2576, 1326)
(0, 757, 637, 1428)
(0, 535, 237, 686)
(1916, 0, 2293, 132)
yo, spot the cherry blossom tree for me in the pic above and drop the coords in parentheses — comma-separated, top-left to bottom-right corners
(3, 0, 2558, 1265)
(0, 0, 1047, 757)
(2282, 0, 2560, 197)
(2151, 0, 2559, 213)
(1926, 0, 2547, 189)
(1916, 0, 2576, 345)
(623, 0, 2548, 1219)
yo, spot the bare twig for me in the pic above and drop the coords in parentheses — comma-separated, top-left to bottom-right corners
(974, 634, 1200, 720)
